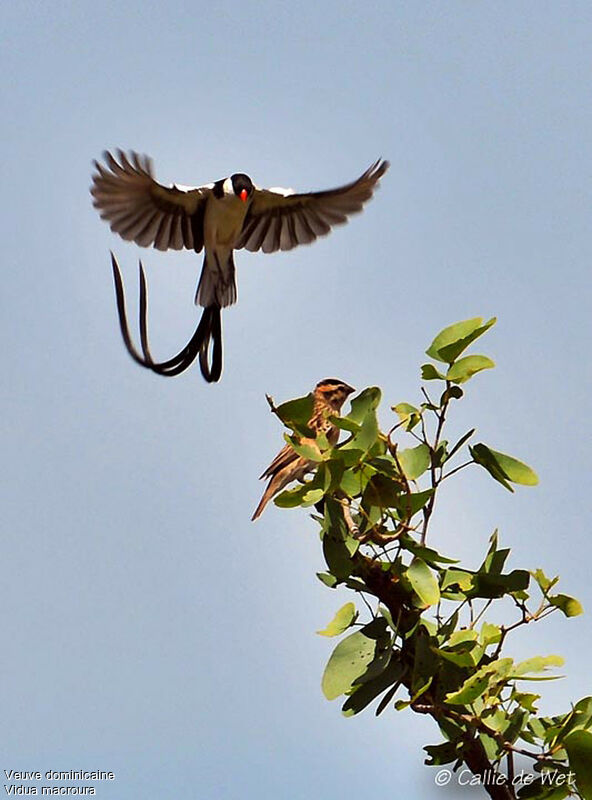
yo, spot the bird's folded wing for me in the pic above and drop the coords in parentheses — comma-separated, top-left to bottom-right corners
(236, 159, 389, 254)
(259, 443, 301, 480)
(91, 150, 210, 252)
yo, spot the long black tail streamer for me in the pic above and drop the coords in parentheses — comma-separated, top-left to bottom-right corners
(110, 252, 223, 382)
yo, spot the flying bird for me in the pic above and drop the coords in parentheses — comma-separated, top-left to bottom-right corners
(91, 151, 389, 381)
(252, 378, 355, 520)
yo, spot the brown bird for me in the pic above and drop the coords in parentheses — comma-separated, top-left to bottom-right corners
(252, 378, 355, 521)
(91, 151, 388, 382)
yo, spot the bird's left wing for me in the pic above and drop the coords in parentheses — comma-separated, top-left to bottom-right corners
(236, 159, 389, 254)
(91, 150, 211, 252)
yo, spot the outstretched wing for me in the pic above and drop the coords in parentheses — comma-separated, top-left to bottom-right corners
(236, 159, 389, 255)
(91, 150, 211, 252)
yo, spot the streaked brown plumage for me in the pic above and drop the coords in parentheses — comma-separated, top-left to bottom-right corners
(252, 379, 355, 521)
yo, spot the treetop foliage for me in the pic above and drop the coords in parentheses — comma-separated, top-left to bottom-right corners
(267, 316, 587, 800)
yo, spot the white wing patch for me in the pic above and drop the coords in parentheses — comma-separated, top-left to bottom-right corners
(171, 182, 214, 192)
(267, 186, 294, 196)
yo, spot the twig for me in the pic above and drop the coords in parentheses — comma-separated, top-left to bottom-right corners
(469, 599, 494, 629)
(337, 494, 360, 538)
(442, 460, 475, 481)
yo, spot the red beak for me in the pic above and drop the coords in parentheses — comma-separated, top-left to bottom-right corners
(240, 189, 248, 203)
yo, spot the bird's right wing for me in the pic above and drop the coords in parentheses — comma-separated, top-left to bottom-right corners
(237, 159, 389, 254)
(91, 150, 211, 252)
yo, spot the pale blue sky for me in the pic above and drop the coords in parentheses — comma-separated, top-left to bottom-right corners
(1, 2, 591, 797)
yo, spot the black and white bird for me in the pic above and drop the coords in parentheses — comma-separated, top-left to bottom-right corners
(91, 151, 389, 381)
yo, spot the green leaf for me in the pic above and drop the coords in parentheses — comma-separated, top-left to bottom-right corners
(329, 416, 361, 433)
(362, 474, 403, 509)
(322, 631, 378, 701)
(565, 730, 592, 798)
(440, 568, 475, 597)
(532, 568, 559, 594)
(343, 577, 372, 593)
(396, 488, 434, 517)
(317, 603, 358, 637)
(392, 402, 421, 431)
(447, 428, 476, 461)
(341, 410, 380, 454)
(378, 605, 397, 633)
(339, 468, 367, 497)
(549, 593, 584, 617)
(406, 558, 441, 607)
(471, 443, 538, 491)
(274, 394, 315, 436)
(446, 355, 495, 384)
(489, 448, 539, 486)
(433, 440, 448, 468)
(447, 631, 478, 649)
(504, 707, 531, 747)
(354, 621, 391, 685)
(445, 658, 513, 705)
(274, 482, 310, 508)
(342, 658, 405, 716)
(411, 627, 439, 695)
(318, 460, 345, 493)
(511, 690, 540, 713)
(479, 622, 502, 647)
(438, 610, 459, 639)
(369, 456, 401, 479)
(331, 447, 366, 468)
(480, 541, 510, 574)
(470, 569, 530, 599)
(375, 683, 401, 716)
(323, 534, 357, 582)
(424, 741, 460, 766)
(398, 443, 431, 480)
(426, 316, 496, 364)
(440, 385, 464, 403)
(346, 387, 381, 425)
(511, 655, 565, 678)
(392, 402, 417, 418)
(301, 488, 325, 506)
(398, 535, 458, 566)
(554, 697, 592, 742)
(470, 444, 513, 491)
(283, 433, 323, 462)
(322, 501, 358, 580)
(527, 717, 547, 742)
(317, 572, 337, 588)
(437, 630, 484, 668)
(421, 363, 446, 381)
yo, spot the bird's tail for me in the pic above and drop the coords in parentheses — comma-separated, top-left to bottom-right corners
(195, 251, 237, 308)
(197, 305, 223, 382)
(251, 476, 281, 521)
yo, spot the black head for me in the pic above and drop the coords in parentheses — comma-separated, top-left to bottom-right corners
(230, 173, 254, 202)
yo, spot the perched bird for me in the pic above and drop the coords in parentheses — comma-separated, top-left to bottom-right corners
(252, 378, 355, 521)
(91, 151, 389, 381)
